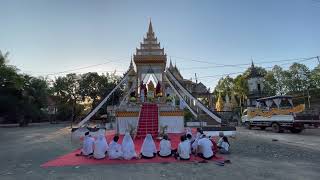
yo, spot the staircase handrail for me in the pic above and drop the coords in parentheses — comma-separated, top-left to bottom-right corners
(77, 73, 129, 127)
(164, 74, 198, 118)
(166, 70, 221, 123)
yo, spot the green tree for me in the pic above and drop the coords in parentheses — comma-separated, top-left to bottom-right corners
(52, 73, 81, 121)
(310, 64, 320, 89)
(233, 74, 248, 107)
(213, 75, 234, 98)
(287, 63, 310, 93)
(0, 51, 50, 125)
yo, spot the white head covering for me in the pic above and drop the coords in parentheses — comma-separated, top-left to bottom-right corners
(122, 133, 136, 160)
(93, 134, 108, 159)
(185, 127, 192, 136)
(141, 134, 157, 157)
(82, 134, 94, 155)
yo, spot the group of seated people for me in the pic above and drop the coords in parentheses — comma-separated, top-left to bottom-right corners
(77, 128, 230, 160)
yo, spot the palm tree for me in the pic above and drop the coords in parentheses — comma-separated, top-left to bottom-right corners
(0, 50, 9, 66)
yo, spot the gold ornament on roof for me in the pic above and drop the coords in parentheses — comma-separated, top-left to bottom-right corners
(247, 104, 305, 118)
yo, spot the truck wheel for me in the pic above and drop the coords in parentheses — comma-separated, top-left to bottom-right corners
(271, 123, 281, 133)
(244, 122, 251, 129)
(290, 128, 303, 133)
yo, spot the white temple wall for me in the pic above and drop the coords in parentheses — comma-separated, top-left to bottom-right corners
(116, 117, 139, 134)
(159, 116, 184, 133)
(116, 115, 184, 134)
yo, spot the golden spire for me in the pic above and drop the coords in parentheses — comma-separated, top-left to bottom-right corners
(215, 92, 224, 111)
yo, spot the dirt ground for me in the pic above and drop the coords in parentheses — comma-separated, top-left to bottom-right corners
(0, 124, 320, 180)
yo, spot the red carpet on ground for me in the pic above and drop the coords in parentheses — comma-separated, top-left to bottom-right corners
(41, 132, 224, 167)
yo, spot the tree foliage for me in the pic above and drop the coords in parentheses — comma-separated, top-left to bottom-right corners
(0, 50, 124, 125)
(214, 62, 320, 109)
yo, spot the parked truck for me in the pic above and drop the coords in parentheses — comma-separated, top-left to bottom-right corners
(241, 95, 320, 133)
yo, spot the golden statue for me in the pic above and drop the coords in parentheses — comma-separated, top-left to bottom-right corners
(216, 92, 224, 111)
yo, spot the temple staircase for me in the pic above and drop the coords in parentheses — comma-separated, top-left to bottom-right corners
(136, 103, 159, 138)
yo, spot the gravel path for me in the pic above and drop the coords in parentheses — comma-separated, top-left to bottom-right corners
(0, 124, 319, 180)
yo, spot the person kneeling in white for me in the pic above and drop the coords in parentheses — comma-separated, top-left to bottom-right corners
(158, 134, 172, 157)
(140, 134, 157, 159)
(76, 131, 94, 156)
(177, 135, 191, 160)
(219, 136, 230, 154)
(108, 135, 123, 159)
(197, 135, 214, 160)
(93, 134, 108, 159)
(122, 132, 137, 160)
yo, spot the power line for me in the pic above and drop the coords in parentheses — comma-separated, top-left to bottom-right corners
(44, 57, 130, 76)
(196, 57, 316, 80)
(178, 56, 318, 70)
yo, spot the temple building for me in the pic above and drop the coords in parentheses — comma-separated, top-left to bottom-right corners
(246, 62, 265, 107)
(70, 20, 224, 137)
(114, 20, 217, 136)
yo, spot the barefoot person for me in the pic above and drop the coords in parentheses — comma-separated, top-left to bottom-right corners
(197, 135, 214, 160)
(140, 134, 157, 159)
(76, 131, 94, 156)
(158, 134, 173, 157)
(122, 132, 137, 160)
(93, 134, 109, 159)
(176, 135, 191, 160)
(108, 135, 123, 159)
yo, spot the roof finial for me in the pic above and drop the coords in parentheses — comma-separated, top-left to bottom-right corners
(129, 55, 134, 69)
(169, 57, 173, 68)
(148, 17, 153, 34)
(251, 57, 254, 68)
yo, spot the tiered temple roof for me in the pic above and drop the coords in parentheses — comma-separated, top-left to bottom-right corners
(245, 61, 264, 78)
(134, 20, 167, 64)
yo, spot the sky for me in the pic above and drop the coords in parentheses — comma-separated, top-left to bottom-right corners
(1, 0, 319, 89)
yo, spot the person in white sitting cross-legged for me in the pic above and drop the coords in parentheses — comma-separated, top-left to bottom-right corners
(122, 132, 137, 160)
(93, 134, 108, 159)
(108, 135, 123, 159)
(176, 135, 191, 160)
(219, 136, 230, 154)
(76, 131, 94, 157)
(158, 134, 173, 157)
(140, 134, 157, 159)
(197, 134, 214, 160)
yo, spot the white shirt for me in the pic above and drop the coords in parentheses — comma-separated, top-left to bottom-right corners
(93, 136, 108, 159)
(198, 138, 213, 158)
(195, 132, 202, 139)
(108, 141, 123, 159)
(221, 141, 230, 152)
(178, 141, 191, 159)
(159, 139, 172, 156)
(81, 136, 94, 156)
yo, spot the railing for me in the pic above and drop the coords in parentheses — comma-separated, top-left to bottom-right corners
(166, 69, 222, 124)
(164, 73, 198, 118)
(77, 73, 129, 127)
